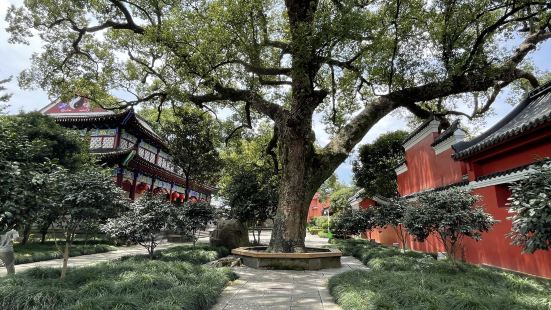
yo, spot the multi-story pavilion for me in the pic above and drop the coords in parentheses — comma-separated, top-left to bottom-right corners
(40, 97, 214, 201)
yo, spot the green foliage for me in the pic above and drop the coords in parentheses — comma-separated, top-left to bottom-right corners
(0, 76, 12, 113)
(11, 112, 88, 170)
(172, 201, 216, 246)
(0, 246, 235, 310)
(370, 200, 409, 249)
(330, 240, 551, 310)
(318, 174, 339, 202)
(224, 170, 277, 241)
(353, 131, 409, 198)
(317, 231, 332, 239)
(219, 122, 279, 243)
(508, 160, 551, 253)
(330, 208, 374, 239)
(0, 113, 88, 230)
(329, 186, 358, 214)
(102, 193, 172, 258)
(47, 166, 127, 277)
(310, 216, 330, 230)
(403, 187, 496, 262)
(162, 106, 222, 195)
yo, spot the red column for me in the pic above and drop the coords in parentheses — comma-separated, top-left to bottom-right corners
(130, 172, 138, 200)
(116, 166, 123, 187)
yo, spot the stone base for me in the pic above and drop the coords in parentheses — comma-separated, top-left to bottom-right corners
(231, 246, 342, 270)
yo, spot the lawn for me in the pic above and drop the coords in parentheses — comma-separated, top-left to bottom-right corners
(329, 240, 551, 310)
(13, 240, 117, 265)
(0, 245, 236, 310)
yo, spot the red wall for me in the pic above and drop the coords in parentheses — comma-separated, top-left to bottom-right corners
(358, 198, 401, 246)
(390, 126, 551, 278)
(397, 133, 465, 196)
(307, 193, 329, 222)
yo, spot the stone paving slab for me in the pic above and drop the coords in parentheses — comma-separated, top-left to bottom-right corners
(212, 256, 367, 310)
(211, 234, 368, 310)
(0, 241, 180, 277)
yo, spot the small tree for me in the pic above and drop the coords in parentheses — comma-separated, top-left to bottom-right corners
(173, 201, 215, 246)
(371, 200, 409, 250)
(404, 188, 496, 264)
(330, 207, 374, 239)
(508, 160, 551, 253)
(224, 170, 278, 244)
(52, 166, 127, 278)
(102, 193, 172, 258)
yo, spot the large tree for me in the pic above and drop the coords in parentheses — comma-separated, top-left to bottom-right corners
(7, 0, 551, 252)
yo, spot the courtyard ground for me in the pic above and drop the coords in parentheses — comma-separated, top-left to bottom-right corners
(211, 233, 364, 310)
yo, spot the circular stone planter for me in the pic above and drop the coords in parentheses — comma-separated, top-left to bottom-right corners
(231, 246, 342, 270)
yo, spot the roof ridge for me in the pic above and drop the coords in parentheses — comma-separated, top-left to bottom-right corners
(431, 119, 461, 147)
(401, 114, 437, 144)
(527, 79, 551, 99)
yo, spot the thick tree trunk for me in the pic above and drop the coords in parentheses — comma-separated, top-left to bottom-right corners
(269, 125, 316, 253)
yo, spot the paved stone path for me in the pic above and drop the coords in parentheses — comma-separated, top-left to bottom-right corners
(212, 234, 368, 310)
(0, 241, 178, 277)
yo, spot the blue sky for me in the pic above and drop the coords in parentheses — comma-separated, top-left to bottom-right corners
(1, 0, 550, 184)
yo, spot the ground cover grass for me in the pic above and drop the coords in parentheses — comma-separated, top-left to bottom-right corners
(13, 240, 117, 265)
(0, 245, 236, 310)
(329, 240, 551, 310)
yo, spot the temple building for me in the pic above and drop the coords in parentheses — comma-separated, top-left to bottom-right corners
(40, 98, 214, 202)
(352, 81, 551, 278)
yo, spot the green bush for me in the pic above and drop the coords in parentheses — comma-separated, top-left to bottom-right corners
(311, 216, 330, 230)
(307, 227, 322, 235)
(0, 246, 235, 310)
(318, 231, 332, 239)
(329, 240, 551, 310)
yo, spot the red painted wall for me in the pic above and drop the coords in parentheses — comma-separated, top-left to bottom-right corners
(307, 193, 330, 222)
(397, 133, 465, 196)
(392, 126, 551, 278)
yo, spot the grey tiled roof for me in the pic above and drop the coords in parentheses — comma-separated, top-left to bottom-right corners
(453, 81, 551, 159)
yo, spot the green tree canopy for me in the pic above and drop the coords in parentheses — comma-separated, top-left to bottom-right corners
(353, 130, 408, 198)
(102, 192, 172, 258)
(403, 188, 496, 264)
(6, 0, 551, 252)
(219, 122, 279, 243)
(161, 106, 222, 200)
(508, 160, 551, 253)
(0, 113, 88, 232)
(0, 76, 12, 113)
(50, 165, 128, 278)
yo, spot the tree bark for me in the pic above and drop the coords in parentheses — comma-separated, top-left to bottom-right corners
(21, 223, 32, 245)
(60, 232, 71, 279)
(268, 123, 316, 253)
